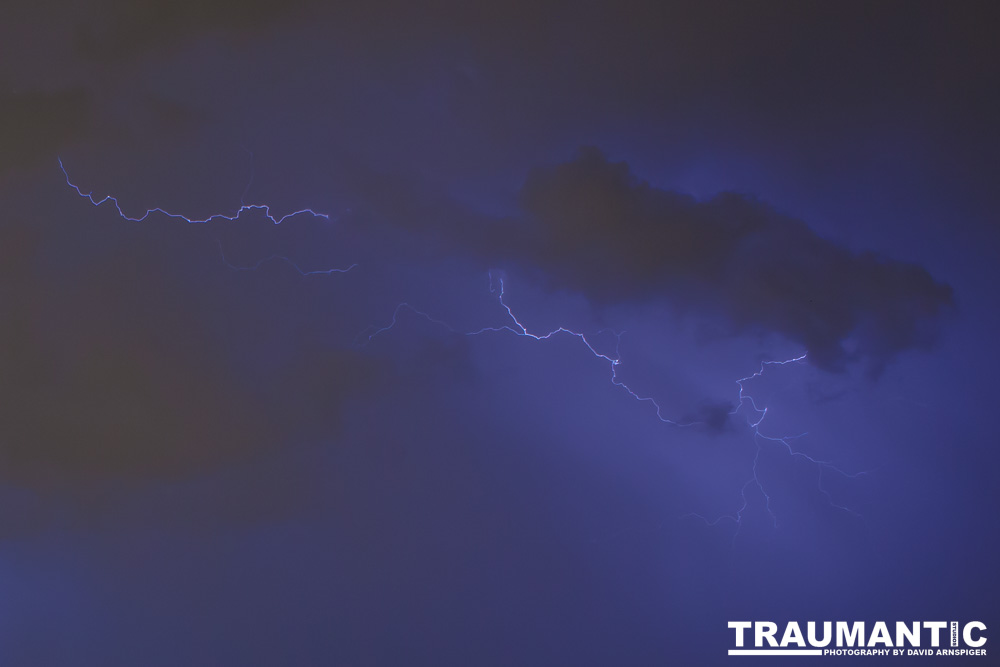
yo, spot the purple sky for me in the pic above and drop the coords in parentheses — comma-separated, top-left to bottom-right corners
(1, 1, 997, 664)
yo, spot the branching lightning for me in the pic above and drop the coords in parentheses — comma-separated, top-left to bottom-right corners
(360, 273, 697, 426)
(678, 357, 873, 545)
(363, 273, 871, 545)
(61, 158, 869, 548)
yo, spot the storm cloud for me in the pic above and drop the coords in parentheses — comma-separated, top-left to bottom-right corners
(0, 222, 375, 490)
(488, 148, 954, 374)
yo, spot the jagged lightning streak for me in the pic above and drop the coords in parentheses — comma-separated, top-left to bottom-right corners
(361, 273, 697, 427)
(58, 157, 331, 225)
(363, 273, 870, 543)
(60, 158, 356, 276)
(60, 157, 867, 543)
(217, 240, 357, 276)
(676, 356, 872, 546)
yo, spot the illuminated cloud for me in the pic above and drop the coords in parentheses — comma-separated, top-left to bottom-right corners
(490, 148, 954, 374)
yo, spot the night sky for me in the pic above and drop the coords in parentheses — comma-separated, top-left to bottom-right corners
(1, 1, 998, 664)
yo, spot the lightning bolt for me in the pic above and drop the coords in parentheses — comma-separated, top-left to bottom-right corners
(60, 158, 869, 547)
(676, 356, 873, 547)
(217, 240, 357, 276)
(59, 158, 355, 276)
(364, 273, 872, 545)
(361, 273, 698, 427)
(58, 157, 331, 225)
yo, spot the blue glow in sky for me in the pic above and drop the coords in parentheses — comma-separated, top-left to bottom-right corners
(0, 2, 997, 664)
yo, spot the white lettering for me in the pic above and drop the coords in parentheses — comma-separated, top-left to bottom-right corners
(868, 622, 892, 647)
(837, 622, 864, 647)
(780, 621, 806, 648)
(729, 622, 752, 647)
(756, 622, 779, 648)
(924, 621, 947, 647)
(896, 622, 920, 647)
(964, 621, 987, 648)
(808, 621, 832, 647)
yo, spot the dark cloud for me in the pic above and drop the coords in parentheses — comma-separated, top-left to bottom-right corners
(0, 0, 995, 663)
(682, 401, 736, 434)
(72, 0, 313, 60)
(290, 145, 953, 376)
(485, 148, 953, 374)
(0, 89, 92, 174)
(0, 223, 375, 491)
